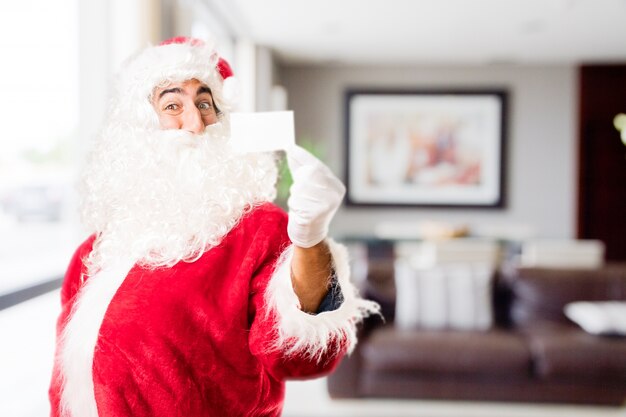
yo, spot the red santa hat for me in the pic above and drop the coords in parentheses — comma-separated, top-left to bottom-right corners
(158, 36, 234, 80)
(109, 36, 239, 128)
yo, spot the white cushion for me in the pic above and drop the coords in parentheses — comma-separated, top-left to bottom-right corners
(395, 239, 501, 268)
(564, 301, 626, 336)
(394, 260, 494, 331)
(520, 239, 605, 269)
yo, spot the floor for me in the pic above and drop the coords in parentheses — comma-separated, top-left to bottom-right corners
(0, 291, 59, 417)
(283, 378, 626, 417)
(2, 291, 624, 417)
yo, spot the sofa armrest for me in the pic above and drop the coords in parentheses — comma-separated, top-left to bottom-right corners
(502, 263, 626, 329)
(326, 339, 364, 398)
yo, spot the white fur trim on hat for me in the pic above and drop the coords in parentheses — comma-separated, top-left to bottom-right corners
(265, 239, 380, 362)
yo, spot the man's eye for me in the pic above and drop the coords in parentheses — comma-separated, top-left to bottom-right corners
(198, 102, 213, 110)
(164, 103, 178, 111)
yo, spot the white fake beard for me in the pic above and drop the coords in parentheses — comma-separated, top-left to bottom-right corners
(79, 121, 278, 274)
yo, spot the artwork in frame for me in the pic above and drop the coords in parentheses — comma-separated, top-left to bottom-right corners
(345, 89, 507, 208)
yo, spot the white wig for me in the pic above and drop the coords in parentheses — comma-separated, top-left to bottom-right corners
(107, 36, 238, 131)
(79, 37, 277, 274)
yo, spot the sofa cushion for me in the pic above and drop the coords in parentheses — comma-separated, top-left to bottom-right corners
(565, 301, 626, 336)
(361, 326, 530, 376)
(394, 260, 494, 330)
(507, 266, 626, 328)
(528, 328, 626, 382)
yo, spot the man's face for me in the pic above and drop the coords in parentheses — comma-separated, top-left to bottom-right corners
(151, 79, 219, 133)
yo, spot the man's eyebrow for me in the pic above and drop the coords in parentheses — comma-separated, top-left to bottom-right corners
(197, 86, 212, 96)
(158, 87, 183, 99)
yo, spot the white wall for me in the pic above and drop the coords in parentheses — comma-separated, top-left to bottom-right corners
(78, 0, 161, 154)
(280, 65, 578, 239)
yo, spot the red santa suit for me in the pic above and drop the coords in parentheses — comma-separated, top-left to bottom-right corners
(49, 203, 376, 416)
(48, 36, 378, 417)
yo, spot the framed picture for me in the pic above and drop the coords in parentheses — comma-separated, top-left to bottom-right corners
(345, 89, 507, 208)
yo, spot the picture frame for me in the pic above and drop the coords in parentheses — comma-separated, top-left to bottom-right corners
(344, 89, 507, 208)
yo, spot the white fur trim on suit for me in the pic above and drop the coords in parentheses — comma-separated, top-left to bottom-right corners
(265, 239, 380, 361)
(59, 259, 136, 417)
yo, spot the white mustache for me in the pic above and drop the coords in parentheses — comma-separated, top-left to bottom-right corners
(147, 121, 231, 154)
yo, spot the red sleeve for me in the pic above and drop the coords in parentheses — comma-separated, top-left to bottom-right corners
(245, 205, 346, 381)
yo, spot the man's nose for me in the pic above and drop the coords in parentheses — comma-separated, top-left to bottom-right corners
(181, 106, 205, 134)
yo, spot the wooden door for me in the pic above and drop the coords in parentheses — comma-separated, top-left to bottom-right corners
(578, 65, 626, 261)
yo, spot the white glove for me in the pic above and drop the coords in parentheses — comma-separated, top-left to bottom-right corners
(286, 145, 346, 248)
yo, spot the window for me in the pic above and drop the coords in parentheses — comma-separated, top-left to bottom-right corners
(0, 0, 80, 299)
(0, 2, 79, 414)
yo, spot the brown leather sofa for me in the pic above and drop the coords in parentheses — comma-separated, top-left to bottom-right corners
(328, 243, 626, 405)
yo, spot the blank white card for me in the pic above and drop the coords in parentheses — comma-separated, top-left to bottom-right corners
(230, 111, 295, 153)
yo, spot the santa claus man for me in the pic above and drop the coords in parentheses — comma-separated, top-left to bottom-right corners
(48, 37, 379, 417)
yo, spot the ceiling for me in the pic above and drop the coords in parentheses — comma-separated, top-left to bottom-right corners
(206, 0, 626, 66)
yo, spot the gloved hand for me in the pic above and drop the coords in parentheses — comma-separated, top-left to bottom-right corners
(286, 145, 346, 248)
